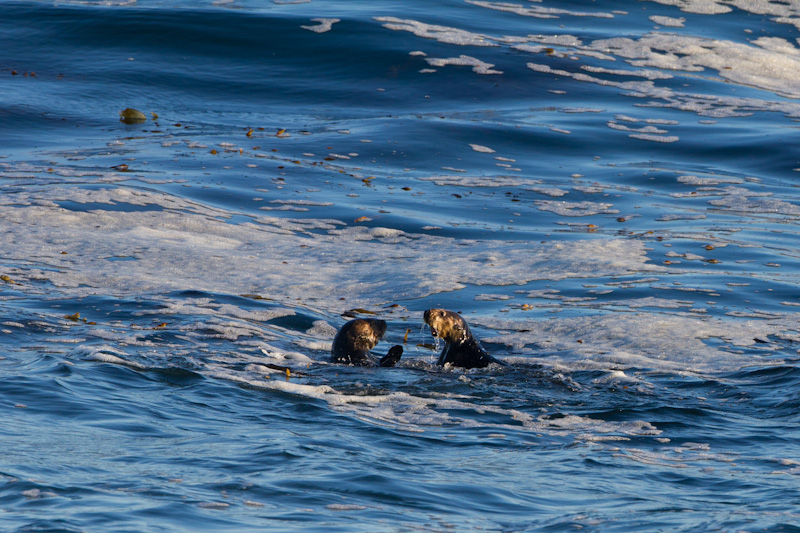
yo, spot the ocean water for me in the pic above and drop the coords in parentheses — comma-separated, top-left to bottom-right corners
(2, 0, 800, 530)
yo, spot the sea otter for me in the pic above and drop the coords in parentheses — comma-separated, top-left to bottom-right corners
(330, 318, 403, 367)
(423, 309, 502, 369)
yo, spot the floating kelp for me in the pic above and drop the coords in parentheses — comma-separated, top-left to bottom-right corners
(343, 308, 378, 317)
(119, 108, 147, 124)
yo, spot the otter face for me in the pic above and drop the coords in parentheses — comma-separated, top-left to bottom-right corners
(423, 308, 467, 344)
(344, 318, 387, 350)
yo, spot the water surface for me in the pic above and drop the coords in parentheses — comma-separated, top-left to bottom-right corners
(2, 0, 800, 531)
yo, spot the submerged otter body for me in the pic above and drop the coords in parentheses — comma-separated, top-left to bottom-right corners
(423, 309, 501, 369)
(330, 318, 403, 367)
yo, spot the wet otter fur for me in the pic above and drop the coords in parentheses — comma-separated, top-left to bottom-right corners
(330, 318, 403, 367)
(423, 309, 502, 369)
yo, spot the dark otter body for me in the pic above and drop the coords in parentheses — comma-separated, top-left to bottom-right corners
(330, 318, 403, 367)
(423, 309, 502, 369)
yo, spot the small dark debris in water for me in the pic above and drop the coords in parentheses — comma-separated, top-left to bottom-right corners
(111, 164, 130, 172)
(63, 312, 95, 325)
(240, 294, 273, 301)
(417, 343, 437, 350)
(264, 363, 299, 374)
(343, 308, 377, 317)
(119, 108, 147, 124)
(0, 275, 19, 285)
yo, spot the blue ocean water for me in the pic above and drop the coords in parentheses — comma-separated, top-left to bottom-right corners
(3, 0, 800, 530)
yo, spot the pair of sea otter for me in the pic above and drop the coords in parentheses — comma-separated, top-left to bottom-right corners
(330, 309, 502, 369)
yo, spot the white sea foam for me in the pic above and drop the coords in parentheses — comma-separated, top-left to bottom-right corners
(708, 187, 800, 216)
(482, 312, 793, 375)
(420, 175, 541, 187)
(465, 1, 615, 19)
(78, 345, 150, 369)
(647, 0, 731, 15)
(581, 65, 673, 80)
(327, 504, 367, 511)
(657, 214, 707, 221)
(519, 28, 800, 119)
(305, 320, 337, 338)
(615, 114, 679, 125)
(468, 143, 497, 153)
(529, 186, 569, 197)
(607, 121, 669, 134)
(592, 33, 800, 99)
(374, 17, 497, 47)
(209, 363, 660, 438)
(629, 133, 679, 143)
(0, 186, 660, 313)
(474, 294, 514, 301)
(300, 18, 340, 33)
(22, 489, 58, 499)
(649, 15, 686, 27)
(534, 200, 619, 216)
(280, 12, 800, 120)
(426, 55, 502, 74)
(677, 175, 745, 185)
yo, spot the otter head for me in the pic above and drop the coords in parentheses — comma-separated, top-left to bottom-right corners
(423, 309, 469, 344)
(331, 318, 389, 365)
(343, 318, 387, 350)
